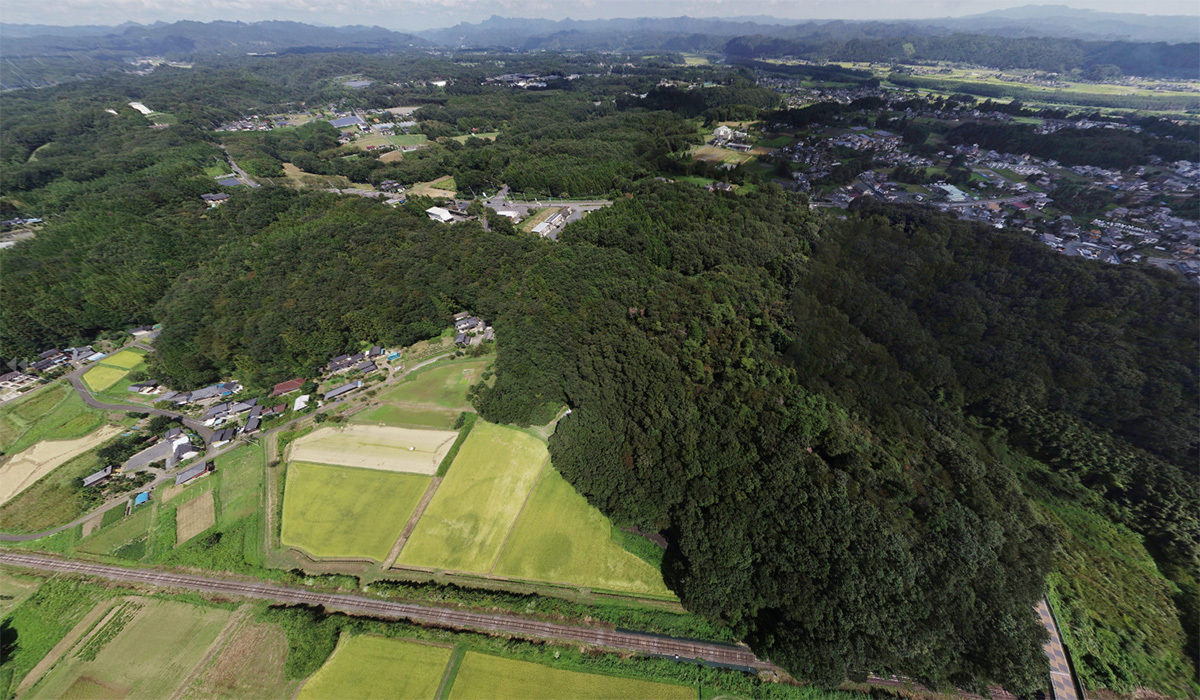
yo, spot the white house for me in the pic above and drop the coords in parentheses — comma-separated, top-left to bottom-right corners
(426, 207, 454, 223)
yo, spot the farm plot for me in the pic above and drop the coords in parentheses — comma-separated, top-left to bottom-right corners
(0, 424, 122, 506)
(289, 425, 458, 475)
(397, 422, 546, 573)
(97, 349, 146, 369)
(690, 145, 754, 165)
(282, 462, 429, 561)
(176, 490, 216, 545)
(447, 652, 694, 700)
(26, 597, 231, 700)
(0, 569, 43, 618)
(181, 616, 298, 700)
(407, 175, 457, 198)
(0, 384, 105, 455)
(299, 634, 452, 700)
(76, 507, 152, 556)
(378, 360, 487, 411)
(493, 468, 673, 597)
(352, 404, 461, 430)
(82, 365, 129, 392)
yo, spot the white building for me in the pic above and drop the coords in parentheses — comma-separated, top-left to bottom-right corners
(426, 207, 454, 223)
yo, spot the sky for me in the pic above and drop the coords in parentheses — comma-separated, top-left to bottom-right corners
(3, 0, 1197, 31)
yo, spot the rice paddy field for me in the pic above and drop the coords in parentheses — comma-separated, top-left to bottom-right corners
(0, 383, 106, 455)
(298, 635, 453, 700)
(25, 597, 232, 700)
(690, 145, 755, 165)
(282, 461, 430, 561)
(377, 360, 488, 411)
(493, 468, 673, 597)
(176, 490, 216, 545)
(289, 425, 459, 474)
(396, 422, 546, 572)
(447, 652, 695, 700)
(82, 348, 149, 392)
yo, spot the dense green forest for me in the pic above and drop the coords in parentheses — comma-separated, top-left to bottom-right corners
(1, 53, 1197, 698)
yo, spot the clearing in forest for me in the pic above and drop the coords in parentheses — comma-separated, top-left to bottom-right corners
(446, 652, 694, 700)
(493, 467, 673, 597)
(281, 461, 429, 561)
(176, 490, 216, 545)
(298, 634, 452, 700)
(396, 421, 546, 573)
(26, 597, 231, 700)
(288, 424, 458, 475)
(0, 424, 122, 506)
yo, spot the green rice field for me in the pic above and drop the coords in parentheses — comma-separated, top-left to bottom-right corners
(397, 422, 546, 572)
(447, 652, 695, 700)
(377, 360, 488, 411)
(0, 384, 105, 454)
(82, 364, 129, 392)
(352, 404, 461, 430)
(76, 507, 152, 556)
(27, 597, 231, 699)
(299, 634, 452, 700)
(282, 462, 429, 561)
(493, 468, 673, 597)
(98, 349, 147, 369)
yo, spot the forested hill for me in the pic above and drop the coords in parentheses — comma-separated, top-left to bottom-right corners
(117, 182, 1193, 695)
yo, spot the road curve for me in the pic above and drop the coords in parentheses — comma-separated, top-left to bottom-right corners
(66, 364, 212, 440)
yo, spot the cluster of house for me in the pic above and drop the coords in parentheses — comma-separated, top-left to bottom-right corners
(327, 346, 385, 376)
(453, 313, 494, 347)
(485, 72, 580, 88)
(0, 216, 43, 229)
(711, 125, 752, 152)
(82, 426, 204, 490)
(162, 381, 242, 406)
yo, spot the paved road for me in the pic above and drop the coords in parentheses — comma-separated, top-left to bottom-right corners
(1039, 599, 1080, 700)
(218, 145, 260, 188)
(65, 363, 212, 440)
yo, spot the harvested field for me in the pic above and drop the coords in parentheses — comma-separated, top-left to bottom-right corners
(379, 150, 405, 163)
(691, 145, 754, 165)
(81, 513, 103, 537)
(447, 652, 694, 700)
(82, 365, 129, 392)
(282, 461, 429, 561)
(176, 491, 216, 545)
(352, 404, 460, 430)
(289, 425, 458, 475)
(378, 360, 487, 411)
(299, 634, 452, 700)
(97, 349, 146, 370)
(397, 422, 546, 573)
(407, 175, 456, 198)
(0, 424, 122, 505)
(181, 618, 298, 700)
(493, 467, 673, 597)
(27, 597, 231, 700)
(159, 484, 184, 502)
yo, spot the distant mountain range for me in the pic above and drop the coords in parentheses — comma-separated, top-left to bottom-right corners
(3, 6, 1197, 53)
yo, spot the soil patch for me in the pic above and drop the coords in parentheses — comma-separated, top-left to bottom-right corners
(0, 424, 121, 505)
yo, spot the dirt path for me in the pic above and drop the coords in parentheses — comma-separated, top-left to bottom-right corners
(382, 477, 443, 569)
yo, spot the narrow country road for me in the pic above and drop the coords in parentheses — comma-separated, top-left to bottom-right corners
(66, 363, 212, 440)
(218, 145, 260, 188)
(1039, 599, 1081, 700)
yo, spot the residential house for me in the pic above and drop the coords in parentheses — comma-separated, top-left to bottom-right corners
(243, 416, 261, 434)
(201, 193, 231, 206)
(127, 381, 160, 395)
(455, 332, 470, 347)
(209, 427, 237, 448)
(174, 441, 200, 465)
(174, 461, 214, 486)
(426, 206, 454, 223)
(352, 360, 377, 374)
(271, 378, 305, 397)
(0, 372, 36, 391)
(82, 466, 113, 488)
(294, 394, 311, 411)
(324, 380, 363, 401)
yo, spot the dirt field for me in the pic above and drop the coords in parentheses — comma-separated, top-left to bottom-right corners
(379, 150, 406, 163)
(176, 491, 216, 545)
(289, 425, 458, 475)
(0, 424, 121, 505)
(691, 145, 755, 165)
(181, 618, 299, 700)
(407, 175, 457, 198)
(81, 513, 103, 537)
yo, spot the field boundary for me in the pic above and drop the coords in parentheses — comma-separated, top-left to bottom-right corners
(487, 456, 550, 575)
(382, 476, 443, 569)
(16, 598, 118, 694)
(434, 646, 466, 700)
(168, 604, 249, 700)
(436, 413, 477, 477)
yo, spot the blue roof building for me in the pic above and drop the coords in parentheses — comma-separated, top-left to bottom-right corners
(133, 492, 150, 506)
